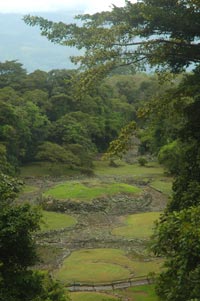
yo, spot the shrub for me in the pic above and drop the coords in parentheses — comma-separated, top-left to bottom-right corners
(138, 157, 148, 166)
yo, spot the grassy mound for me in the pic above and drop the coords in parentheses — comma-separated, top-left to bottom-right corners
(40, 210, 77, 232)
(69, 292, 119, 301)
(55, 248, 162, 284)
(43, 180, 141, 202)
(112, 212, 161, 239)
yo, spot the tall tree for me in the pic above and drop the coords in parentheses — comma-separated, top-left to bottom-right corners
(0, 60, 27, 90)
(0, 172, 69, 301)
(24, 0, 200, 90)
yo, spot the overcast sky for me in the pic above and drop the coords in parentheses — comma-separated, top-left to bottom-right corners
(0, 0, 135, 14)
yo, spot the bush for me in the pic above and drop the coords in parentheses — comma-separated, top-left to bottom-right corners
(138, 157, 148, 166)
(158, 140, 181, 175)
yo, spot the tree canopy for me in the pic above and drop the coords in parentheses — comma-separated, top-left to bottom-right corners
(24, 0, 200, 92)
(1, 60, 154, 174)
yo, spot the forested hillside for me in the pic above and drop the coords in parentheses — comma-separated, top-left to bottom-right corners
(1, 60, 176, 176)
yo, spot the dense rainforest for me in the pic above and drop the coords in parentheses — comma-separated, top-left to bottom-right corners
(0, 60, 175, 176)
(1, 0, 200, 300)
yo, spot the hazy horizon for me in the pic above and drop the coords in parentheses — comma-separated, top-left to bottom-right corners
(0, 0, 130, 14)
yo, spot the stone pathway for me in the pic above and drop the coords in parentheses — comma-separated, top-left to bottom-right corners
(67, 278, 152, 292)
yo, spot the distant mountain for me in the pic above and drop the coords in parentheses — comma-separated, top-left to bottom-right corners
(0, 12, 82, 72)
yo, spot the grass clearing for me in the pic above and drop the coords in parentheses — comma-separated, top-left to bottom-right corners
(117, 284, 158, 301)
(55, 248, 162, 284)
(112, 212, 161, 239)
(20, 162, 80, 177)
(150, 179, 172, 195)
(128, 260, 162, 276)
(55, 248, 135, 283)
(69, 292, 119, 301)
(40, 210, 77, 232)
(94, 160, 164, 179)
(43, 181, 141, 202)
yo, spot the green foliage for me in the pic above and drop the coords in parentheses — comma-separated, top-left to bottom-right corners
(23, 89, 49, 113)
(0, 144, 15, 175)
(103, 121, 137, 161)
(0, 60, 27, 90)
(152, 206, 200, 301)
(0, 58, 169, 175)
(0, 270, 70, 301)
(36, 141, 80, 167)
(0, 172, 22, 203)
(0, 88, 50, 166)
(0, 172, 69, 301)
(0, 201, 41, 300)
(50, 113, 96, 151)
(0, 203, 41, 269)
(23, 70, 49, 91)
(158, 140, 182, 175)
(138, 88, 191, 155)
(138, 157, 148, 166)
(34, 272, 70, 301)
(24, 1, 200, 92)
(0, 60, 143, 172)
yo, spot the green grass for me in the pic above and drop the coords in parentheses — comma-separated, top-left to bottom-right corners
(117, 284, 158, 301)
(55, 249, 134, 283)
(127, 260, 162, 276)
(112, 212, 161, 239)
(94, 160, 164, 178)
(150, 179, 172, 195)
(40, 210, 77, 232)
(69, 292, 118, 301)
(20, 160, 165, 180)
(69, 285, 158, 301)
(55, 248, 162, 284)
(20, 162, 80, 177)
(43, 181, 141, 202)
